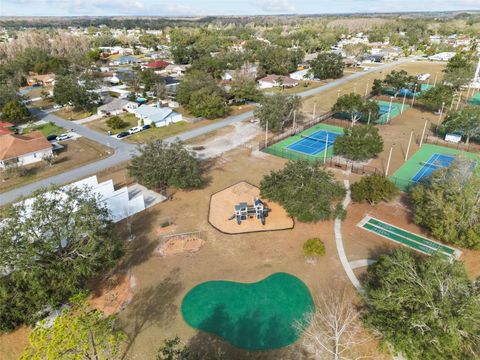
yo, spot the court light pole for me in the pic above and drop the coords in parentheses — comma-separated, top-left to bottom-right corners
(323, 133, 329, 164)
(405, 130, 414, 161)
(387, 96, 393, 123)
(437, 102, 445, 130)
(385, 147, 393, 176)
(312, 101, 316, 120)
(401, 91, 407, 113)
(265, 120, 268, 149)
(293, 110, 297, 131)
(419, 120, 428, 147)
(364, 80, 369, 97)
(337, 89, 341, 100)
(433, 72, 438, 86)
(367, 110, 371, 125)
(455, 93, 462, 110)
(410, 84, 418, 107)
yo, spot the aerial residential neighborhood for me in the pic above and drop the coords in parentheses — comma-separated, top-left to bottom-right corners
(0, 3, 479, 360)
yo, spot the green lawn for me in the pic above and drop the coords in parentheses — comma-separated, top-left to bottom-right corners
(23, 122, 65, 137)
(53, 108, 97, 120)
(88, 113, 138, 135)
(262, 80, 324, 95)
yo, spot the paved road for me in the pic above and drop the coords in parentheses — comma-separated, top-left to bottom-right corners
(1, 58, 415, 206)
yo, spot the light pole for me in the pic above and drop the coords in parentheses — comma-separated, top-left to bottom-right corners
(364, 80, 369, 97)
(401, 91, 407, 113)
(312, 101, 316, 120)
(385, 147, 393, 176)
(433, 72, 438, 86)
(410, 84, 418, 107)
(337, 89, 341, 100)
(387, 96, 393, 123)
(405, 130, 414, 161)
(436, 102, 445, 130)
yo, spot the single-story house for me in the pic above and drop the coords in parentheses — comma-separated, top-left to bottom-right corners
(134, 105, 182, 128)
(162, 76, 181, 94)
(97, 99, 138, 116)
(164, 64, 189, 77)
(26, 73, 56, 86)
(143, 60, 170, 71)
(258, 75, 299, 89)
(428, 52, 456, 61)
(0, 121, 14, 136)
(0, 131, 52, 169)
(289, 69, 313, 81)
(110, 56, 143, 66)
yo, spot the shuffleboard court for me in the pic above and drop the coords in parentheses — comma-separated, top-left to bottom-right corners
(411, 153, 455, 183)
(357, 216, 461, 259)
(287, 130, 341, 156)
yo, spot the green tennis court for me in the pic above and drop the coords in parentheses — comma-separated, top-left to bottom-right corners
(468, 91, 480, 106)
(181, 272, 314, 350)
(389, 144, 480, 191)
(357, 216, 461, 259)
(263, 123, 344, 162)
(376, 100, 409, 124)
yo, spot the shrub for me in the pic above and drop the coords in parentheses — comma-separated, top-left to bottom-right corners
(303, 238, 325, 257)
(351, 174, 398, 204)
(106, 116, 127, 129)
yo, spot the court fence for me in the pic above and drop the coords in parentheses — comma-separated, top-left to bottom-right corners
(258, 111, 333, 151)
(417, 134, 480, 154)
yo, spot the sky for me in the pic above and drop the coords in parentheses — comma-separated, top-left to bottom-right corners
(1, 0, 479, 17)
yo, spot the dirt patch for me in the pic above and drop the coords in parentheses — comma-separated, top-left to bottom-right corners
(0, 326, 31, 360)
(89, 272, 136, 316)
(208, 181, 294, 234)
(155, 234, 205, 257)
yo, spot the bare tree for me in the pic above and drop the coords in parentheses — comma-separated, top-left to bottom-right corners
(295, 286, 371, 360)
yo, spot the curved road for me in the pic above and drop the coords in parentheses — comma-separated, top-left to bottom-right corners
(1, 57, 415, 206)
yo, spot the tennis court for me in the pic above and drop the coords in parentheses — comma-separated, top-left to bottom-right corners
(287, 130, 342, 156)
(357, 216, 461, 259)
(376, 100, 408, 124)
(468, 91, 480, 106)
(390, 144, 480, 191)
(411, 153, 455, 183)
(263, 123, 344, 161)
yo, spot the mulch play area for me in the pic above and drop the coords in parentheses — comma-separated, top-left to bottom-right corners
(208, 181, 294, 234)
(181, 272, 314, 350)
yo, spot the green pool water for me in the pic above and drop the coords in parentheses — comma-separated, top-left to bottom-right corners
(181, 272, 314, 351)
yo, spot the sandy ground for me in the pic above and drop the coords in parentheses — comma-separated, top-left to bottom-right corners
(190, 121, 261, 159)
(90, 272, 136, 316)
(208, 181, 294, 234)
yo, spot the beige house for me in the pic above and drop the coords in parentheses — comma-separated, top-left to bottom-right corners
(0, 131, 53, 169)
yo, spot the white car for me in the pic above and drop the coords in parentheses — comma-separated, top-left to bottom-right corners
(56, 133, 71, 141)
(128, 126, 143, 135)
(53, 104, 63, 110)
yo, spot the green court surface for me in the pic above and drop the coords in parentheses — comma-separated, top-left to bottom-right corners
(263, 123, 344, 161)
(376, 100, 410, 125)
(181, 272, 314, 351)
(468, 91, 480, 106)
(389, 144, 480, 191)
(357, 216, 461, 259)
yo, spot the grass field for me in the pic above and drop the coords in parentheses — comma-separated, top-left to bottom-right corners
(389, 143, 480, 191)
(87, 113, 138, 135)
(23, 122, 65, 137)
(53, 108, 96, 120)
(263, 123, 344, 161)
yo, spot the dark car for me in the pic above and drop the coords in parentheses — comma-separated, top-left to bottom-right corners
(46, 134, 58, 141)
(142, 124, 151, 130)
(116, 131, 129, 139)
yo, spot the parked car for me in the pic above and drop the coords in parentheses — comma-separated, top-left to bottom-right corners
(142, 124, 151, 130)
(46, 134, 58, 141)
(116, 131, 129, 139)
(53, 104, 63, 110)
(128, 126, 143, 135)
(56, 133, 71, 141)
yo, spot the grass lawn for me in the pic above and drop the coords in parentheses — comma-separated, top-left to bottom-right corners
(30, 98, 54, 110)
(262, 80, 325, 95)
(53, 107, 96, 120)
(23, 122, 65, 137)
(87, 113, 138, 135)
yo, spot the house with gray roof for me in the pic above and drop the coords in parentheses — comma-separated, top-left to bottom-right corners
(97, 99, 138, 116)
(134, 105, 182, 128)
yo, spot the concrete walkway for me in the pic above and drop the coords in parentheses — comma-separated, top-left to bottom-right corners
(73, 113, 104, 124)
(349, 259, 377, 270)
(334, 180, 363, 292)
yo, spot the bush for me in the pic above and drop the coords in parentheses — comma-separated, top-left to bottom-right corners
(333, 125, 384, 161)
(303, 238, 325, 257)
(351, 174, 398, 204)
(106, 116, 127, 129)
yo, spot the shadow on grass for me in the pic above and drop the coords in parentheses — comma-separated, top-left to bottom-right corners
(119, 267, 182, 359)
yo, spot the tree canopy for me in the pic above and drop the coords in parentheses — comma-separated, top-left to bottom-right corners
(1, 99, 30, 124)
(409, 158, 480, 249)
(351, 174, 398, 204)
(383, 70, 418, 95)
(333, 125, 384, 161)
(418, 84, 454, 111)
(444, 52, 476, 89)
(441, 106, 480, 145)
(128, 139, 203, 190)
(254, 94, 302, 133)
(21, 294, 126, 360)
(332, 94, 380, 126)
(260, 160, 346, 222)
(308, 53, 345, 80)
(0, 186, 122, 331)
(229, 76, 262, 102)
(53, 75, 98, 110)
(362, 248, 480, 360)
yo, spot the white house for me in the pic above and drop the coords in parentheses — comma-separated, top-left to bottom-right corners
(134, 105, 182, 127)
(289, 69, 313, 81)
(97, 99, 138, 116)
(0, 131, 52, 169)
(257, 75, 299, 89)
(428, 52, 456, 61)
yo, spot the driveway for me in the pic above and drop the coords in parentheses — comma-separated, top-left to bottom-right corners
(0, 58, 416, 206)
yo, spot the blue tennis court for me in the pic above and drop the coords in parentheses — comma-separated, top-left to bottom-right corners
(379, 104, 391, 114)
(411, 153, 455, 183)
(287, 130, 342, 156)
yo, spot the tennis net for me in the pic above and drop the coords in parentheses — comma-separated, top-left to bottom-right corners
(301, 134, 336, 143)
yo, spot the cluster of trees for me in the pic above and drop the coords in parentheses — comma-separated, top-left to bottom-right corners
(332, 93, 380, 126)
(128, 139, 203, 191)
(260, 160, 346, 222)
(410, 159, 480, 249)
(0, 186, 123, 331)
(333, 125, 384, 161)
(372, 70, 418, 97)
(444, 52, 477, 89)
(0, 99, 30, 124)
(418, 84, 454, 111)
(351, 174, 398, 204)
(308, 53, 344, 80)
(176, 70, 228, 118)
(53, 75, 99, 110)
(441, 107, 480, 145)
(362, 248, 480, 359)
(254, 94, 302, 133)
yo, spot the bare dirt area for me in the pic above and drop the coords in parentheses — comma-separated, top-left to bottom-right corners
(0, 137, 112, 194)
(155, 233, 205, 257)
(208, 181, 294, 234)
(0, 326, 31, 360)
(89, 272, 136, 316)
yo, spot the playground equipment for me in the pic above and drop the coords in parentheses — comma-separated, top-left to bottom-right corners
(230, 198, 270, 225)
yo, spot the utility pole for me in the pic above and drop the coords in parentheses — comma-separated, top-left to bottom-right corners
(419, 120, 428, 147)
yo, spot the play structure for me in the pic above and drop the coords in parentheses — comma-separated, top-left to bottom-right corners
(231, 198, 270, 225)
